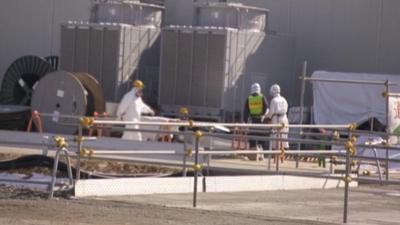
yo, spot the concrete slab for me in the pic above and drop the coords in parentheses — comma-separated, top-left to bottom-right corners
(90, 185, 400, 225)
(75, 175, 357, 197)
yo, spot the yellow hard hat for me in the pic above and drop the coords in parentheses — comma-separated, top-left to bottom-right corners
(133, 80, 144, 89)
(179, 107, 189, 116)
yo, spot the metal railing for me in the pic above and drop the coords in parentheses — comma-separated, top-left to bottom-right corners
(2, 113, 400, 224)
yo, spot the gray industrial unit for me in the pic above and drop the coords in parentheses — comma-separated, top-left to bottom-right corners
(91, 0, 164, 27)
(159, 26, 265, 121)
(76, 0, 163, 104)
(195, 2, 268, 32)
(60, 22, 160, 103)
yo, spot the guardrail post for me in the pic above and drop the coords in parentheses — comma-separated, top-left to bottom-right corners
(49, 148, 61, 199)
(385, 143, 389, 181)
(193, 130, 202, 208)
(343, 141, 350, 223)
(384, 80, 390, 182)
(343, 124, 356, 223)
(179, 107, 190, 177)
(77, 124, 83, 180)
(267, 140, 272, 171)
(275, 129, 281, 172)
(182, 126, 188, 177)
(207, 128, 213, 176)
(49, 136, 73, 199)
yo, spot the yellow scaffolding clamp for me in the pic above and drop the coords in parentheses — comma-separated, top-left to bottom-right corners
(80, 117, 94, 129)
(53, 136, 68, 149)
(192, 164, 203, 172)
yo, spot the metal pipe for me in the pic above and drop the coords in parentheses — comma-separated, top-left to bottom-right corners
(93, 119, 350, 129)
(204, 132, 347, 146)
(356, 143, 400, 151)
(386, 147, 389, 181)
(49, 148, 61, 199)
(267, 140, 271, 171)
(385, 92, 400, 97)
(269, 170, 400, 185)
(0, 141, 57, 149)
(302, 77, 399, 86)
(197, 150, 343, 155)
(37, 112, 82, 120)
(204, 131, 400, 151)
(193, 133, 200, 208)
(343, 131, 351, 223)
(341, 129, 400, 137)
(385, 80, 390, 182)
(354, 177, 400, 185)
(238, 129, 338, 137)
(106, 125, 351, 147)
(0, 178, 51, 185)
(351, 155, 400, 163)
(276, 130, 281, 172)
(64, 149, 74, 186)
(297, 61, 308, 168)
(76, 124, 83, 180)
(371, 148, 383, 184)
(207, 129, 213, 177)
(90, 150, 177, 155)
(182, 126, 188, 177)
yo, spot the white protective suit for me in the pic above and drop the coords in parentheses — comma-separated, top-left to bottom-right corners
(116, 88, 154, 141)
(266, 85, 289, 149)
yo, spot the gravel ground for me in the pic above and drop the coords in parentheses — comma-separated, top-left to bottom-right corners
(1, 184, 399, 225)
(0, 185, 338, 225)
(0, 153, 180, 177)
(1, 152, 399, 225)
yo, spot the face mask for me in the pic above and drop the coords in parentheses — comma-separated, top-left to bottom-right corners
(136, 90, 143, 97)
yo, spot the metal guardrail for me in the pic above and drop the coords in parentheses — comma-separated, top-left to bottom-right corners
(0, 136, 74, 199)
(2, 113, 400, 224)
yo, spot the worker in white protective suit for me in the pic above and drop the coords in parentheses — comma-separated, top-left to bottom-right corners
(265, 84, 289, 162)
(116, 80, 155, 141)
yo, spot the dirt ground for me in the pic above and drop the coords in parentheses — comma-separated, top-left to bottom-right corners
(1, 153, 399, 225)
(0, 153, 180, 177)
(1, 184, 400, 225)
(0, 185, 337, 225)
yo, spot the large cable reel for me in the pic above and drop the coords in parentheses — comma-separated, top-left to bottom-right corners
(0, 105, 31, 130)
(74, 72, 106, 116)
(31, 71, 105, 134)
(0, 55, 54, 105)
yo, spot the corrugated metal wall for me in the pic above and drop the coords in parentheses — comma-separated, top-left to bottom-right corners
(1, 0, 400, 107)
(0, 0, 92, 88)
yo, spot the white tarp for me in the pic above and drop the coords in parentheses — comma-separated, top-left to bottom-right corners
(312, 71, 400, 125)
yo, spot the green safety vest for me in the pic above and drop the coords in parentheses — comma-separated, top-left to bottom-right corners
(248, 95, 264, 116)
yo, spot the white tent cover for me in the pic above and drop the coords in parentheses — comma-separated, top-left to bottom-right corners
(312, 71, 400, 125)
